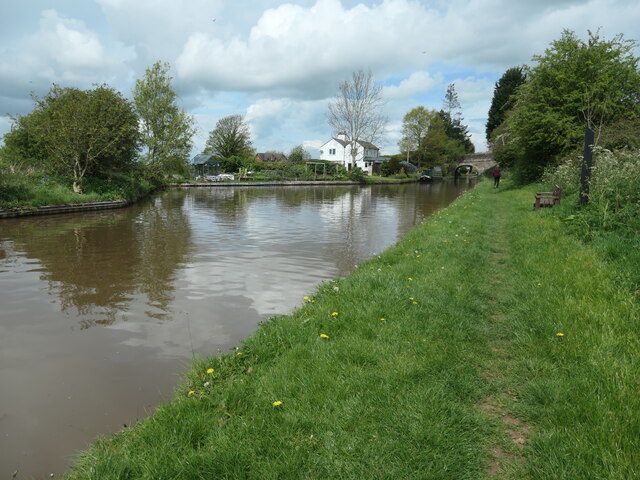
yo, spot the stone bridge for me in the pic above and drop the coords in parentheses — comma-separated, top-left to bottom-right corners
(455, 152, 496, 175)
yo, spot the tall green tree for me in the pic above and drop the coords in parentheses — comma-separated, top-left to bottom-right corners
(29, 85, 139, 193)
(442, 83, 461, 118)
(134, 61, 195, 175)
(439, 110, 474, 156)
(508, 30, 640, 183)
(399, 106, 433, 166)
(423, 114, 448, 165)
(204, 115, 253, 159)
(439, 83, 474, 159)
(485, 66, 526, 143)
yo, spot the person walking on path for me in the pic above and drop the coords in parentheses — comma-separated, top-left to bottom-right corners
(493, 165, 502, 188)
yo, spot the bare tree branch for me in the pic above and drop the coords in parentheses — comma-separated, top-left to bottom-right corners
(327, 70, 387, 169)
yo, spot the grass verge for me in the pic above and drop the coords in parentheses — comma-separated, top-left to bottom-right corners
(0, 172, 158, 210)
(65, 180, 640, 479)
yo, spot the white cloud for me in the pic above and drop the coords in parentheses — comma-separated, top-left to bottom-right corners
(0, 9, 131, 111)
(2, 0, 639, 154)
(383, 71, 442, 100)
(35, 10, 105, 70)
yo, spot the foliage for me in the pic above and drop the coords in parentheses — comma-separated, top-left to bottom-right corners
(288, 145, 311, 163)
(0, 110, 50, 173)
(422, 114, 447, 165)
(439, 110, 474, 156)
(0, 169, 156, 209)
(219, 155, 254, 174)
(134, 61, 196, 176)
(442, 83, 461, 117)
(508, 30, 640, 184)
(398, 106, 436, 167)
(205, 114, 254, 159)
(439, 83, 474, 158)
(346, 166, 367, 182)
(20, 85, 140, 194)
(600, 117, 640, 150)
(485, 66, 526, 143)
(380, 156, 402, 176)
(327, 70, 387, 169)
(543, 147, 640, 234)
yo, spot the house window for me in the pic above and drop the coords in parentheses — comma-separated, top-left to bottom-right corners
(329, 148, 336, 155)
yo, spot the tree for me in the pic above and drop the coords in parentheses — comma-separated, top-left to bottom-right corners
(422, 114, 447, 165)
(399, 106, 434, 166)
(289, 145, 311, 163)
(1, 109, 50, 173)
(134, 61, 195, 175)
(440, 83, 474, 158)
(34, 85, 139, 193)
(486, 66, 526, 143)
(204, 115, 254, 159)
(508, 30, 640, 183)
(442, 83, 461, 118)
(327, 70, 387, 169)
(439, 110, 474, 156)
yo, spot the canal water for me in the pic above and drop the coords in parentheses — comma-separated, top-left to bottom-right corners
(0, 181, 475, 478)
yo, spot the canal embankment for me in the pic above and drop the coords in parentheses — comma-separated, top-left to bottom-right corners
(0, 178, 420, 219)
(65, 180, 640, 479)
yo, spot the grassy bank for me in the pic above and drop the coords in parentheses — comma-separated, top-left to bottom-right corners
(66, 180, 639, 479)
(0, 171, 159, 210)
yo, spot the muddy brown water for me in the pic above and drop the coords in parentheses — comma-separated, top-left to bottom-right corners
(0, 181, 475, 478)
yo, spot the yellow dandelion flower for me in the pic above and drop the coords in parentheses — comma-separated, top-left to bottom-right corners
(303, 296, 310, 300)
(331, 312, 339, 316)
(556, 332, 565, 337)
(409, 297, 414, 301)
(537, 282, 543, 287)
(380, 317, 385, 321)
(236, 352, 243, 356)
(207, 368, 214, 374)
(320, 333, 329, 339)
(412, 301, 418, 305)
(188, 390, 195, 396)
(272, 400, 283, 407)
(407, 277, 413, 281)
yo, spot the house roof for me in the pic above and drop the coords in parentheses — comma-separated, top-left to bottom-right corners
(357, 139, 379, 150)
(256, 152, 288, 162)
(190, 154, 217, 165)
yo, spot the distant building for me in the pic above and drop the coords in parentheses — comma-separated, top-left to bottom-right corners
(255, 152, 288, 162)
(190, 154, 221, 177)
(319, 132, 387, 175)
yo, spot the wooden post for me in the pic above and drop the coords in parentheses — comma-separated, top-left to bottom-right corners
(579, 127, 594, 206)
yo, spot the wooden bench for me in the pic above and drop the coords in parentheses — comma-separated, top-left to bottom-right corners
(534, 185, 562, 210)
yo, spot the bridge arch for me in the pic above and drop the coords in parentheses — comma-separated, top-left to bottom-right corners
(457, 152, 497, 175)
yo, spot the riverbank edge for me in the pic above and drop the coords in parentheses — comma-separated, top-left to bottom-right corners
(0, 179, 420, 219)
(0, 199, 132, 219)
(170, 178, 419, 187)
(65, 180, 640, 479)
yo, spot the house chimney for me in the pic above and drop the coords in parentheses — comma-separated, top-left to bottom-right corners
(337, 131, 347, 141)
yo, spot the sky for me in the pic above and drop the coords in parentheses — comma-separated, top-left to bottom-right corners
(1, 0, 638, 157)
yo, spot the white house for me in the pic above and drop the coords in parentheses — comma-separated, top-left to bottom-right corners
(319, 133, 387, 175)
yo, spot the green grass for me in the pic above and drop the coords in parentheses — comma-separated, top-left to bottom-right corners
(0, 172, 157, 209)
(65, 180, 640, 479)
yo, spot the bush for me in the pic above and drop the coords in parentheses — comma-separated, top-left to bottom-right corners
(347, 167, 367, 183)
(381, 157, 401, 176)
(543, 147, 640, 234)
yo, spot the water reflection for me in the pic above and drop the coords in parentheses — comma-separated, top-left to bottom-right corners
(0, 181, 475, 478)
(2, 193, 192, 328)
